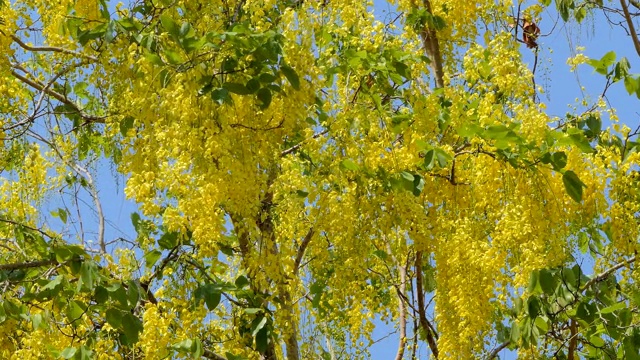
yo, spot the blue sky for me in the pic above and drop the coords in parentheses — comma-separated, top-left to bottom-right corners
(36, 1, 640, 358)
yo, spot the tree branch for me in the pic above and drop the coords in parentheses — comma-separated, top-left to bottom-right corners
(417, 0, 445, 88)
(581, 255, 636, 291)
(281, 129, 329, 157)
(620, 0, 640, 57)
(10, 68, 105, 124)
(10, 34, 99, 61)
(567, 319, 577, 360)
(487, 341, 510, 359)
(394, 255, 408, 360)
(293, 228, 314, 275)
(415, 251, 439, 358)
(0, 259, 58, 271)
(203, 348, 228, 360)
(68, 162, 105, 253)
(0, 217, 55, 239)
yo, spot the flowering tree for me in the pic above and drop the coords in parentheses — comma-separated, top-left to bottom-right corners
(1, 0, 640, 359)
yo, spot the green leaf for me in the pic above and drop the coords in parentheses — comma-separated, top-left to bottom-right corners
(614, 57, 631, 82)
(121, 313, 143, 344)
(144, 249, 162, 269)
(400, 171, 414, 182)
(624, 75, 640, 96)
(551, 151, 567, 170)
(256, 88, 272, 109)
(94, 286, 109, 304)
(108, 284, 129, 309)
(586, 114, 602, 135)
(105, 308, 123, 328)
(171, 339, 193, 352)
(563, 170, 586, 203)
(211, 88, 232, 104)
(244, 308, 262, 314)
(423, 149, 435, 170)
(42, 275, 64, 291)
(179, 21, 193, 38)
(600, 301, 626, 314)
(163, 49, 183, 65)
(569, 133, 595, 153)
(434, 148, 451, 167)
(66, 300, 86, 321)
(127, 280, 140, 307)
(528, 271, 540, 294)
(223, 82, 252, 95)
(131, 212, 141, 232)
(534, 316, 549, 333)
(255, 326, 269, 353)
(31, 313, 43, 330)
(587, 51, 616, 75)
(191, 338, 203, 358)
(120, 116, 135, 137)
(539, 269, 555, 295)
(60, 347, 77, 359)
(281, 65, 300, 90)
(158, 231, 178, 249)
(245, 78, 261, 93)
(413, 174, 425, 196)
(58, 208, 68, 224)
(195, 284, 221, 310)
(235, 275, 249, 289)
(160, 13, 179, 38)
(590, 335, 605, 347)
(251, 316, 268, 337)
(340, 159, 360, 171)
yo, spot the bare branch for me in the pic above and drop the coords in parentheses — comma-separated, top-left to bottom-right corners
(417, 0, 445, 88)
(487, 341, 510, 359)
(0, 217, 56, 239)
(10, 68, 105, 124)
(567, 319, 577, 359)
(620, 0, 640, 57)
(203, 349, 227, 360)
(581, 255, 636, 291)
(281, 129, 330, 157)
(294, 228, 314, 275)
(10, 34, 99, 61)
(0, 259, 57, 271)
(66, 163, 105, 253)
(394, 255, 408, 360)
(416, 251, 439, 358)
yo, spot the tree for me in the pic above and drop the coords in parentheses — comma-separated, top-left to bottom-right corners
(0, 0, 639, 359)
